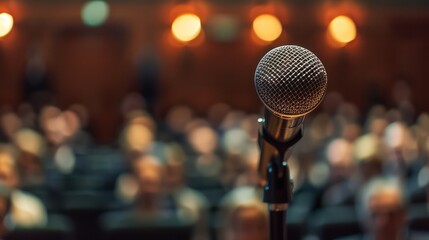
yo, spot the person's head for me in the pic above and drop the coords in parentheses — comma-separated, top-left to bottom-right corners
(62, 110, 82, 138)
(0, 111, 22, 141)
(326, 138, 354, 183)
(187, 125, 219, 155)
(121, 123, 155, 154)
(358, 177, 406, 240)
(369, 117, 388, 138)
(224, 201, 269, 240)
(341, 122, 361, 142)
(132, 154, 165, 203)
(14, 129, 45, 183)
(0, 146, 19, 189)
(39, 106, 69, 146)
(353, 134, 384, 184)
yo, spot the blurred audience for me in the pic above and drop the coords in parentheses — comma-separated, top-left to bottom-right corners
(0, 90, 428, 239)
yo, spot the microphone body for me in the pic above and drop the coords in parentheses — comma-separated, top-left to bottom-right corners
(258, 110, 304, 186)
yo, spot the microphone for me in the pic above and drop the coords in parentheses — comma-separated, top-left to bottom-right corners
(254, 45, 328, 185)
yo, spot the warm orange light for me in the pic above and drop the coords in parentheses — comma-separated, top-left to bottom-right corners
(328, 15, 357, 44)
(0, 13, 14, 38)
(171, 13, 201, 42)
(252, 14, 283, 42)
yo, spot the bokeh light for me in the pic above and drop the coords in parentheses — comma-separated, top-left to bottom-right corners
(171, 13, 201, 42)
(328, 15, 357, 44)
(81, 1, 110, 27)
(252, 14, 283, 42)
(0, 13, 14, 38)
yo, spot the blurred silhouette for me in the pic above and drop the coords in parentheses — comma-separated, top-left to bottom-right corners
(0, 145, 47, 227)
(339, 177, 406, 240)
(23, 44, 53, 113)
(164, 143, 210, 240)
(353, 135, 385, 186)
(0, 183, 12, 238)
(321, 138, 357, 206)
(103, 153, 195, 240)
(13, 129, 46, 187)
(383, 121, 418, 180)
(129, 154, 174, 216)
(220, 200, 268, 240)
(0, 111, 22, 144)
(39, 106, 77, 175)
(136, 46, 160, 115)
(119, 110, 156, 157)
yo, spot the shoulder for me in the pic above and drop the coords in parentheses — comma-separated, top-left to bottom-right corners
(220, 186, 261, 207)
(11, 190, 47, 226)
(12, 190, 46, 210)
(176, 187, 209, 206)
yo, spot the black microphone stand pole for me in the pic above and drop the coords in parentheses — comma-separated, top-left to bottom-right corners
(258, 124, 303, 240)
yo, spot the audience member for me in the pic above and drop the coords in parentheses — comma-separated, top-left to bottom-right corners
(384, 122, 418, 179)
(119, 113, 156, 156)
(164, 143, 210, 240)
(220, 200, 269, 240)
(62, 109, 92, 154)
(131, 154, 174, 216)
(321, 138, 356, 206)
(0, 145, 47, 227)
(0, 111, 22, 144)
(339, 177, 406, 240)
(13, 129, 46, 187)
(39, 106, 77, 174)
(0, 183, 12, 238)
(353, 134, 384, 185)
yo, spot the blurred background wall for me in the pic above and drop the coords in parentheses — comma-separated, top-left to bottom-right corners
(0, 0, 428, 143)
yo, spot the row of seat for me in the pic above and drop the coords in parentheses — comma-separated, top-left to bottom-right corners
(4, 203, 429, 240)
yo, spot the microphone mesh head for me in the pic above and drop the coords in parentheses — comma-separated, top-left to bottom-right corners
(254, 45, 328, 118)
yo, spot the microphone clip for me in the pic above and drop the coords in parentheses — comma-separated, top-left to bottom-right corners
(259, 126, 303, 205)
(260, 126, 303, 161)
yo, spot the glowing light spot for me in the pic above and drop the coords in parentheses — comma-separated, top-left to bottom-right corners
(81, 1, 110, 27)
(0, 13, 14, 38)
(171, 14, 201, 42)
(252, 14, 283, 42)
(328, 15, 357, 44)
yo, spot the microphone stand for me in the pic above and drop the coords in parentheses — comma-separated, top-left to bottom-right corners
(259, 125, 303, 240)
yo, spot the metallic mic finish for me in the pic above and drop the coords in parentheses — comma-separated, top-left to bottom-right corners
(254, 45, 328, 118)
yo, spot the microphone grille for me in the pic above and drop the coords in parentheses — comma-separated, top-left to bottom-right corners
(254, 45, 328, 118)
